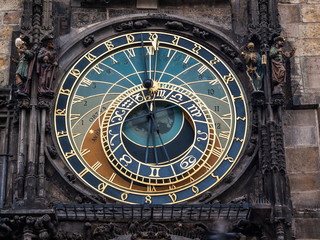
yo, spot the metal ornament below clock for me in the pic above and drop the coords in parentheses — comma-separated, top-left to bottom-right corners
(54, 31, 249, 204)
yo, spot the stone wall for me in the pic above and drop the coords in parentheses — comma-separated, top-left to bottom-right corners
(0, 0, 23, 87)
(279, 1, 320, 239)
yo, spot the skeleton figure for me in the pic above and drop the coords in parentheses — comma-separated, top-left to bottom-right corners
(241, 42, 263, 91)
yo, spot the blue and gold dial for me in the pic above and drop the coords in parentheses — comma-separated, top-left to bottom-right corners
(54, 31, 249, 204)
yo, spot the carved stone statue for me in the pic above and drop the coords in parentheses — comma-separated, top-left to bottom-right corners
(241, 42, 264, 91)
(37, 35, 58, 96)
(269, 36, 295, 94)
(13, 35, 34, 97)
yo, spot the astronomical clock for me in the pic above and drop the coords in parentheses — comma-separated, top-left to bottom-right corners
(52, 26, 250, 205)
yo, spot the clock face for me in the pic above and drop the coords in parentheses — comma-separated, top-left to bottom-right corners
(54, 31, 249, 204)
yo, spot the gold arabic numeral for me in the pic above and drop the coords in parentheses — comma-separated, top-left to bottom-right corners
(222, 113, 232, 120)
(70, 114, 80, 121)
(183, 55, 190, 64)
(147, 185, 157, 192)
(192, 44, 201, 54)
(70, 68, 81, 77)
(98, 182, 108, 192)
(192, 186, 200, 195)
(81, 148, 90, 156)
(121, 193, 128, 201)
(149, 167, 160, 177)
(172, 36, 180, 46)
(57, 131, 68, 138)
(92, 64, 104, 74)
(219, 131, 230, 139)
(126, 34, 135, 43)
(168, 193, 177, 203)
(169, 184, 177, 190)
(59, 88, 71, 95)
(104, 40, 115, 51)
(209, 57, 221, 65)
(145, 195, 152, 204)
(197, 65, 208, 75)
(126, 48, 136, 58)
(80, 77, 93, 87)
(72, 95, 85, 104)
(223, 73, 235, 84)
(84, 52, 97, 63)
(225, 156, 235, 162)
(65, 150, 76, 159)
(56, 109, 66, 116)
(110, 55, 118, 64)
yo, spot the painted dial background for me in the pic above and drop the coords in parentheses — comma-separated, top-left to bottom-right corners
(54, 31, 249, 204)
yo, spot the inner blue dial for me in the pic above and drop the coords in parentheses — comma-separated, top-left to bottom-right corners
(122, 100, 195, 164)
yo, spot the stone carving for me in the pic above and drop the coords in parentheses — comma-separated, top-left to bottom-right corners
(37, 96, 52, 109)
(165, 21, 189, 31)
(192, 27, 209, 39)
(37, 35, 58, 97)
(92, 223, 122, 240)
(0, 215, 57, 240)
(47, 145, 58, 159)
(34, 214, 57, 240)
(115, 20, 150, 32)
(269, 36, 295, 94)
(241, 42, 265, 91)
(0, 217, 12, 239)
(115, 21, 134, 32)
(133, 20, 151, 29)
(65, 171, 76, 183)
(13, 35, 35, 98)
(220, 44, 243, 70)
(83, 34, 95, 47)
(56, 231, 83, 240)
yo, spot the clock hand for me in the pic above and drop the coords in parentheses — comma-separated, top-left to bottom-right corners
(150, 113, 159, 165)
(149, 101, 170, 163)
(144, 114, 152, 164)
(140, 33, 149, 83)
